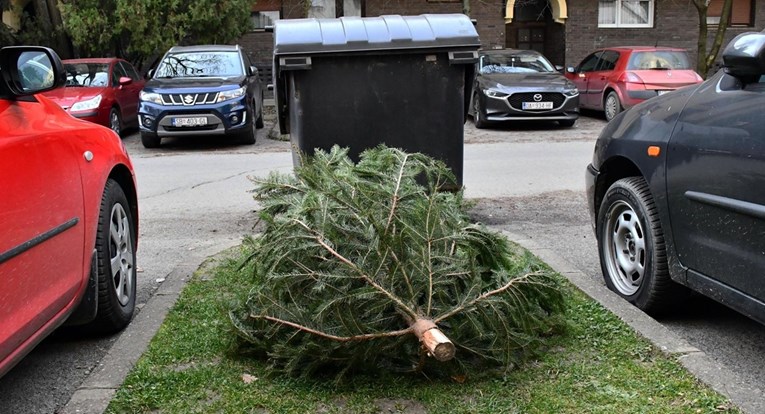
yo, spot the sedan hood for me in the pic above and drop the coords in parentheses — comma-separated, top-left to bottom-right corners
(478, 72, 572, 89)
(144, 76, 246, 92)
(40, 87, 104, 108)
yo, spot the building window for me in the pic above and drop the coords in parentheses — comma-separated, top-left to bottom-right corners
(707, 0, 753, 27)
(250, 11, 280, 31)
(598, 0, 654, 28)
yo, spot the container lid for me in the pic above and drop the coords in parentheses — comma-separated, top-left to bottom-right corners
(273, 14, 480, 56)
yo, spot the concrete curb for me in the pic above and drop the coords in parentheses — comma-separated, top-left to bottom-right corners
(59, 263, 198, 414)
(500, 229, 764, 414)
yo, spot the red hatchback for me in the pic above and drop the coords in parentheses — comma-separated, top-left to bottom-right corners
(565, 47, 703, 121)
(0, 46, 138, 378)
(41, 58, 144, 136)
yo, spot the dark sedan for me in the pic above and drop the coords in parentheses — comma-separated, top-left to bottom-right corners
(587, 31, 765, 323)
(470, 49, 579, 129)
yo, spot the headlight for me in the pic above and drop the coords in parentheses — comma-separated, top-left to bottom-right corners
(563, 82, 579, 97)
(483, 88, 509, 98)
(70, 95, 102, 112)
(217, 86, 246, 103)
(139, 91, 163, 105)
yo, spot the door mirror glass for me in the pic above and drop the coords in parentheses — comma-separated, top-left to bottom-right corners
(17, 51, 55, 91)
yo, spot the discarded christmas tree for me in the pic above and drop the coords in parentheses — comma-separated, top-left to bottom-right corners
(231, 146, 566, 379)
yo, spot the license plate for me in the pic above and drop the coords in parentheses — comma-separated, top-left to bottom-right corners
(657, 90, 670, 96)
(172, 117, 208, 127)
(522, 101, 553, 110)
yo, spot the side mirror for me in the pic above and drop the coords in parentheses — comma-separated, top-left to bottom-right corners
(555, 65, 564, 72)
(723, 32, 765, 78)
(146, 68, 155, 79)
(249, 65, 259, 77)
(267, 83, 274, 91)
(566, 66, 576, 73)
(118, 76, 133, 86)
(0, 46, 65, 96)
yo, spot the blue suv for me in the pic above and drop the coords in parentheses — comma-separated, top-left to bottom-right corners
(138, 44, 264, 148)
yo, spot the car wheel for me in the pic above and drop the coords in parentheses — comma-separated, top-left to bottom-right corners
(559, 119, 576, 127)
(255, 97, 264, 129)
(604, 91, 622, 122)
(87, 179, 136, 333)
(109, 107, 122, 136)
(141, 132, 161, 148)
(240, 106, 256, 145)
(472, 92, 487, 129)
(597, 177, 685, 314)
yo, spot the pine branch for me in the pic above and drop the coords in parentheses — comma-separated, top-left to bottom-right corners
(251, 315, 412, 342)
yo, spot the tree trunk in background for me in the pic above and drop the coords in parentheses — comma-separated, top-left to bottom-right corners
(693, 0, 733, 78)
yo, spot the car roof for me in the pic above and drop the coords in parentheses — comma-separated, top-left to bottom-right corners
(63, 58, 120, 64)
(601, 46, 686, 52)
(479, 48, 542, 56)
(166, 45, 240, 54)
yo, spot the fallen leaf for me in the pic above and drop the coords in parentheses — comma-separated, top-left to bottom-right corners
(242, 373, 258, 384)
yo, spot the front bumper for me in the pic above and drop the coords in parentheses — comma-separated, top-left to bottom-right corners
(138, 96, 249, 138)
(481, 91, 579, 122)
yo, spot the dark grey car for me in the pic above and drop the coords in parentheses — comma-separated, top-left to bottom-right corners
(470, 49, 579, 128)
(586, 31, 765, 324)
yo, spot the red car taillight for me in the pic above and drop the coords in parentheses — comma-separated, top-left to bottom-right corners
(621, 72, 644, 84)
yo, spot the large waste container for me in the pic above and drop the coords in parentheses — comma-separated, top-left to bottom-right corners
(273, 14, 480, 186)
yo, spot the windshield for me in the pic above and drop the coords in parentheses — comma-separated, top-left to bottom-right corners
(154, 51, 243, 78)
(479, 53, 556, 74)
(627, 51, 692, 70)
(64, 63, 110, 87)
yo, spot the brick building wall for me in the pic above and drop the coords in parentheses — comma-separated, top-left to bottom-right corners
(565, 0, 765, 72)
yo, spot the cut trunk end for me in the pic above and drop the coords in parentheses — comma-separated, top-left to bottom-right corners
(412, 318, 455, 362)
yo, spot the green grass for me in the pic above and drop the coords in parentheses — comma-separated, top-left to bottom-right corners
(106, 245, 738, 414)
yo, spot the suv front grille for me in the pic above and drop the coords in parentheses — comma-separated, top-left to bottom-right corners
(508, 93, 565, 110)
(161, 93, 219, 106)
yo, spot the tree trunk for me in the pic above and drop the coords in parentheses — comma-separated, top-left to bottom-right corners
(693, 0, 733, 78)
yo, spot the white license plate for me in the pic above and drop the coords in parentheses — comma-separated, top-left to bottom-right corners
(522, 101, 553, 110)
(657, 90, 670, 96)
(172, 117, 208, 127)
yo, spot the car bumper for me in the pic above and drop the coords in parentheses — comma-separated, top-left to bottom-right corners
(585, 163, 599, 233)
(482, 92, 579, 122)
(138, 97, 249, 138)
(68, 110, 108, 127)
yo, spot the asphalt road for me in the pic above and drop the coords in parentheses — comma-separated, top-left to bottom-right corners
(1, 114, 764, 413)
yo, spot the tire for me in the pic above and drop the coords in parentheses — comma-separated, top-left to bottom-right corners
(141, 132, 161, 148)
(559, 119, 576, 127)
(87, 179, 136, 333)
(604, 91, 622, 122)
(597, 177, 685, 315)
(109, 107, 122, 137)
(472, 92, 487, 129)
(240, 115, 256, 145)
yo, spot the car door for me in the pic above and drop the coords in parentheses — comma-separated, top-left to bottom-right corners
(666, 74, 765, 301)
(111, 61, 134, 120)
(588, 50, 620, 110)
(567, 52, 602, 108)
(117, 61, 143, 123)
(0, 102, 85, 362)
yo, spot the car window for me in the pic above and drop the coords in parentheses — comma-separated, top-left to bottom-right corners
(119, 61, 141, 81)
(596, 50, 620, 71)
(578, 52, 602, 73)
(627, 51, 692, 70)
(479, 53, 556, 74)
(154, 51, 244, 78)
(112, 62, 128, 86)
(64, 63, 110, 87)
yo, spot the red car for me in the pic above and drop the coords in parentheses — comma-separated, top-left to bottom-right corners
(0, 46, 138, 378)
(565, 46, 703, 121)
(41, 57, 145, 136)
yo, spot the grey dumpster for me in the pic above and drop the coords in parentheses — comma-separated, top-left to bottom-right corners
(273, 14, 480, 186)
